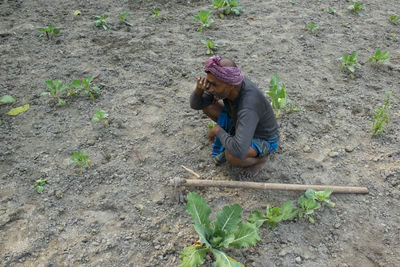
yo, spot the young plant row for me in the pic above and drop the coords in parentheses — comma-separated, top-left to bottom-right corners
(180, 189, 334, 267)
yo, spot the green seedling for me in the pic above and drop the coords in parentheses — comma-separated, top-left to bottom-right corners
(304, 22, 318, 33)
(180, 192, 260, 267)
(120, 12, 133, 26)
(38, 24, 60, 40)
(41, 80, 68, 106)
(201, 39, 218, 55)
(207, 121, 217, 129)
(69, 76, 100, 100)
(339, 52, 360, 77)
(370, 91, 392, 137)
(0, 95, 15, 104)
(94, 14, 111, 30)
(328, 7, 336, 14)
(193, 10, 214, 32)
(305, 189, 335, 207)
(389, 33, 399, 41)
(92, 109, 108, 122)
(388, 14, 400, 24)
(347, 2, 364, 14)
(70, 150, 90, 173)
(32, 177, 47, 194)
(211, 0, 242, 18)
(152, 9, 160, 18)
(369, 49, 389, 65)
(298, 195, 320, 223)
(248, 201, 298, 228)
(265, 74, 290, 118)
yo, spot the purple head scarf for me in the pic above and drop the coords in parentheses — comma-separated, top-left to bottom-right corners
(204, 56, 244, 85)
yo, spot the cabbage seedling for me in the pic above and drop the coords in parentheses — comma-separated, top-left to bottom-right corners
(248, 201, 298, 228)
(388, 14, 400, 24)
(304, 22, 318, 33)
(120, 12, 133, 26)
(41, 80, 67, 106)
(152, 9, 160, 18)
(369, 49, 389, 65)
(94, 14, 111, 30)
(0, 95, 15, 104)
(327, 7, 336, 15)
(38, 24, 60, 40)
(69, 76, 100, 100)
(201, 40, 218, 55)
(265, 74, 289, 118)
(211, 0, 242, 18)
(339, 52, 360, 77)
(347, 2, 364, 14)
(92, 109, 108, 122)
(32, 177, 47, 194)
(180, 192, 260, 267)
(193, 10, 214, 32)
(370, 91, 391, 137)
(207, 121, 217, 129)
(70, 150, 90, 174)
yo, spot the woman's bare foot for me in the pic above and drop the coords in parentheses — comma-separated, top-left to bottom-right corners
(241, 157, 269, 178)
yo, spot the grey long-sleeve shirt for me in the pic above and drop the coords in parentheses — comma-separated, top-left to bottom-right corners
(190, 77, 278, 158)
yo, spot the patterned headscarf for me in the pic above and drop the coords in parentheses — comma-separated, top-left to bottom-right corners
(204, 56, 244, 85)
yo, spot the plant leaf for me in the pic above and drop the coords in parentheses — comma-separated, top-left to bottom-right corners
(7, 104, 30, 115)
(179, 245, 208, 267)
(211, 249, 242, 267)
(186, 192, 211, 227)
(215, 204, 242, 233)
(194, 224, 212, 248)
(248, 210, 267, 228)
(0, 95, 16, 104)
(280, 201, 299, 220)
(228, 222, 260, 248)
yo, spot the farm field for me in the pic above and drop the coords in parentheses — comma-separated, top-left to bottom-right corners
(1, 0, 399, 266)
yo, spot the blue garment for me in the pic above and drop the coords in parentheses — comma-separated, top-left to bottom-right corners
(211, 107, 279, 161)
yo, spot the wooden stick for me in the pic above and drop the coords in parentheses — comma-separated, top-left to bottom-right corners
(172, 178, 368, 194)
(181, 165, 201, 178)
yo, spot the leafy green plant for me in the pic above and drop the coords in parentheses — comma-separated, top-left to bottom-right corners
(305, 189, 335, 208)
(94, 14, 111, 30)
(370, 91, 392, 137)
(304, 22, 318, 33)
(41, 80, 68, 106)
(201, 40, 218, 55)
(70, 150, 90, 173)
(211, 0, 242, 18)
(327, 7, 336, 14)
(152, 8, 160, 18)
(92, 109, 108, 122)
(347, 1, 364, 14)
(265, 74, 290, 118)
(32, 177, 47, 193)
(193, 10, 214, 32)
(120, 12, 133, 26)
(339, 52, 360, 77)
(0, 95, 15, 104)
(248, 201, 298, 228)
(180, 192, 260, 267)
(369, 49, 389, 65)
(207, 121, 217, 129)
(388, 14, 400, 24)
(69, 76, 100, 100)
(38, 24, 60, 40)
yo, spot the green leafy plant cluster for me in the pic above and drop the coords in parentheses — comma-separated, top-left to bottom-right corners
(41, 75, 100, 105)
(201, 40, 218, 55)
(32, 177, 47, 193)
(369, 49, 389, 65)
(304, 22, 318, 33)
(38, 24, 60, 40)
(152, 9, 160, 18)
(70, 150, 90, 174)
(339, 52, 361, 77)
(347, 1, 365, 14)
(370, 91, 392, 137)
(0, 95, 16, 125)
(265, 74, 299, 118)
(92, 109, 108, 122)
(211, 0, 242, 18)
(194, 10, 215, 32)
(94, 14, 111, 30)
(388, 14, 400, 24)
(180, 189, 334, 266)
(120, 12, 133, 26)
